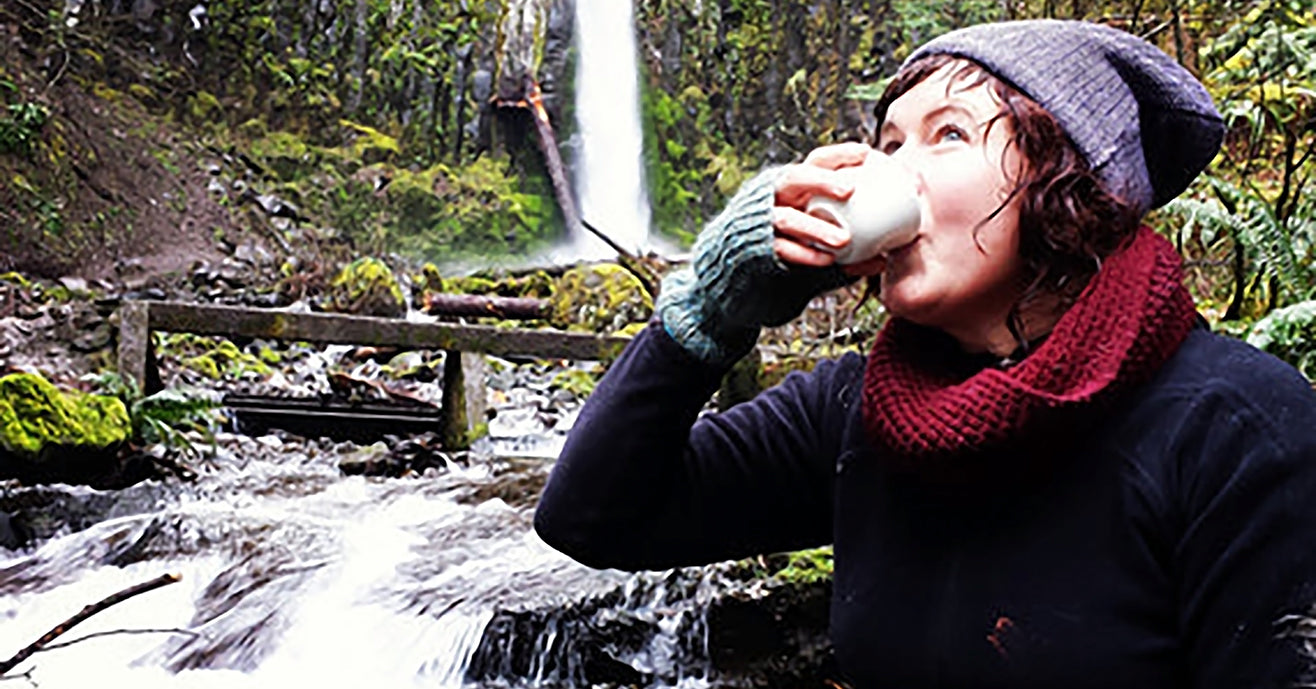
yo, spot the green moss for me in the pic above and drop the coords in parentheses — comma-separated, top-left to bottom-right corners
(413, 263, 444, 297)
(549, 264, 653, 333)
(256, 346, 283, 365)
(550, 367, 600, 398)
(0, 272, 32, 289)
(161, 334, 273, 380)
(0, 372, 130, 459)
(326, 154, 560, 260)
(188, 91, 223, 122)
(250, 131, 315, 180)
(773, 547, 834, 585)
(326, 257, 406, 318)
(328, 120, 400, 164)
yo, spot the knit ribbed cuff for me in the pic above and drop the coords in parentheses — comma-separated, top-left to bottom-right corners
(656, 268, 759, 368)
(656, 165, 857, 366)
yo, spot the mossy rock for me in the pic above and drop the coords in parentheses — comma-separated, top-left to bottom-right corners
(161, 334, 272, 381)
(325, 257, 406, 318)
(548, 264, 653, 333)
(0, 373, 129, 465)
(250, 131, 316, 181)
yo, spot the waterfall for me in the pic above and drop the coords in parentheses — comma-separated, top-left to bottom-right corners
(571, 0, 652, 257)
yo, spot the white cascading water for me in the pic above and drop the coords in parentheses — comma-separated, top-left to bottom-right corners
(571, 0, 652, 257)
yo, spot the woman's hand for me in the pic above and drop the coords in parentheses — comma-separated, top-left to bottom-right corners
(772, 142, 871, 268)
(655, 146, 867, 366)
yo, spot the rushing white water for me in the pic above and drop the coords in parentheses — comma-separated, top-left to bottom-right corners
(0, 384, 627, 689)
(0, 343, 761, 689)
(572, 0, 652, 257)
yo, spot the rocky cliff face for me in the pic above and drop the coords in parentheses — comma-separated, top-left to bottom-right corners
(635, 0, 898, 237)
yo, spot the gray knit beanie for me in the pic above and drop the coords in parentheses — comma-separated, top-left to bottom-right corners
(904, 19, 1224, 213)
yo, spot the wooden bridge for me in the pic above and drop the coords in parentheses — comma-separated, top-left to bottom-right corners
(117, 300, 632, 449)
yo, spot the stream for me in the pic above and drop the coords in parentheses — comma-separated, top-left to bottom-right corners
(0, 354, 829, 688)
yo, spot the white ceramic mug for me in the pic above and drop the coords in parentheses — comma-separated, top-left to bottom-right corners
(804, 151, 921, 265)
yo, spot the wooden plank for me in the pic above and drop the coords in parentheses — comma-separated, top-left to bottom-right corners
(139, 301, 631, 360)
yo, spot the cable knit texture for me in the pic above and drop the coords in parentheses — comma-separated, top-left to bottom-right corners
(906, 19, 1224, 213)
(658, 167, 855, 366)
(862, 227, 1197, 460)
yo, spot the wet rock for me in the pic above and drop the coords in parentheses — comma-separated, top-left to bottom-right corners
(57, 276, 89, 292)
(337, 435, 449, 478)
(233, 241, 274, 268)
(467, 568, 834, 689)
(0, 480, 176, 544)
(253, 193, 302, 220)
(455, 456, 548, 509)
(70, 322, 113, 352)
(0, 510, 29, 550)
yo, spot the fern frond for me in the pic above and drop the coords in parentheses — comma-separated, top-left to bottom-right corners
(1246, 299, 1316, 379)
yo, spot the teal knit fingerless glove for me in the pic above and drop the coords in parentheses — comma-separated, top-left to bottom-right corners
(656, 167, 856, 367)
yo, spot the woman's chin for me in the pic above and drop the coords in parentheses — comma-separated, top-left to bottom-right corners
(877, 289, 929, 323)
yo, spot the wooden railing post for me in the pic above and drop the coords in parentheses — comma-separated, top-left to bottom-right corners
(117, 301, 151, 394)
(440, 351, 488, 450)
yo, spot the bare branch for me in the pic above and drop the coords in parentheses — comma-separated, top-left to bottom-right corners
(0, 573, 182, 676)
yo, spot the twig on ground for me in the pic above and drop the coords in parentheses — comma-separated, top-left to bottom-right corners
(0, 572, 182, 676)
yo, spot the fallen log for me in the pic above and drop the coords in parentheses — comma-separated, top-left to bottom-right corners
(424, 293, 550, 320)
(497, 77, 658, 298)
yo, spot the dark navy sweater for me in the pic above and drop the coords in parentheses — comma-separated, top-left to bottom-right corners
(534, 322, 1316, 688)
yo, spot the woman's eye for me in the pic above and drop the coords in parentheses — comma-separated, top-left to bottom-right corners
(938, 125, 967, 143)
(880, 140, 902, 155)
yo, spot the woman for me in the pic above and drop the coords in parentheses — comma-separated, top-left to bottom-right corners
(535, 19, 1316, 688)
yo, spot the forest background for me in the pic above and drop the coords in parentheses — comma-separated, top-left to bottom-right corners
(0, 0, 1313, 374)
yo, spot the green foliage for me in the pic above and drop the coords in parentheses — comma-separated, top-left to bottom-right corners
(0, 372, 130, 459)
(550, 367, 600, 398)
(0, 101, 49, 156)
(637, 1, 902, 243)
(1181, 2, 1316, 317)
(84, 372, 222, 459)
(329, 154, 560, 261)
(1165, 172, 1315, 312)
(891, 0, 1004, 52)
(1246, 300, 1316, 379)
(0, 78, 48, 156)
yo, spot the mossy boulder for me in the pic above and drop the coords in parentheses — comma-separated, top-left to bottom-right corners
(325, 257, 406, 318)
(160, 334, 273, 381)
(0, 372, 130, 464)
(548, 264, 652, 333)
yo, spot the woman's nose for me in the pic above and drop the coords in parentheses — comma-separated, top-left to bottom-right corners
(884, 149, 927, 197)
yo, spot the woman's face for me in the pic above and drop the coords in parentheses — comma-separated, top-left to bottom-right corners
(874, 61, 1028, 350)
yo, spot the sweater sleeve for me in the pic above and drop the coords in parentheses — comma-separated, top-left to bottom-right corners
(534, 321, 860, 571)
(1168, 362, 1316, 688)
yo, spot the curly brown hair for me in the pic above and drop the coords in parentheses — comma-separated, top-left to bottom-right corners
(869, 54, 1141, 346)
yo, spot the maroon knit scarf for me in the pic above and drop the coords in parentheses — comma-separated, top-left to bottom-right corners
(861, 227, 1198, 462)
